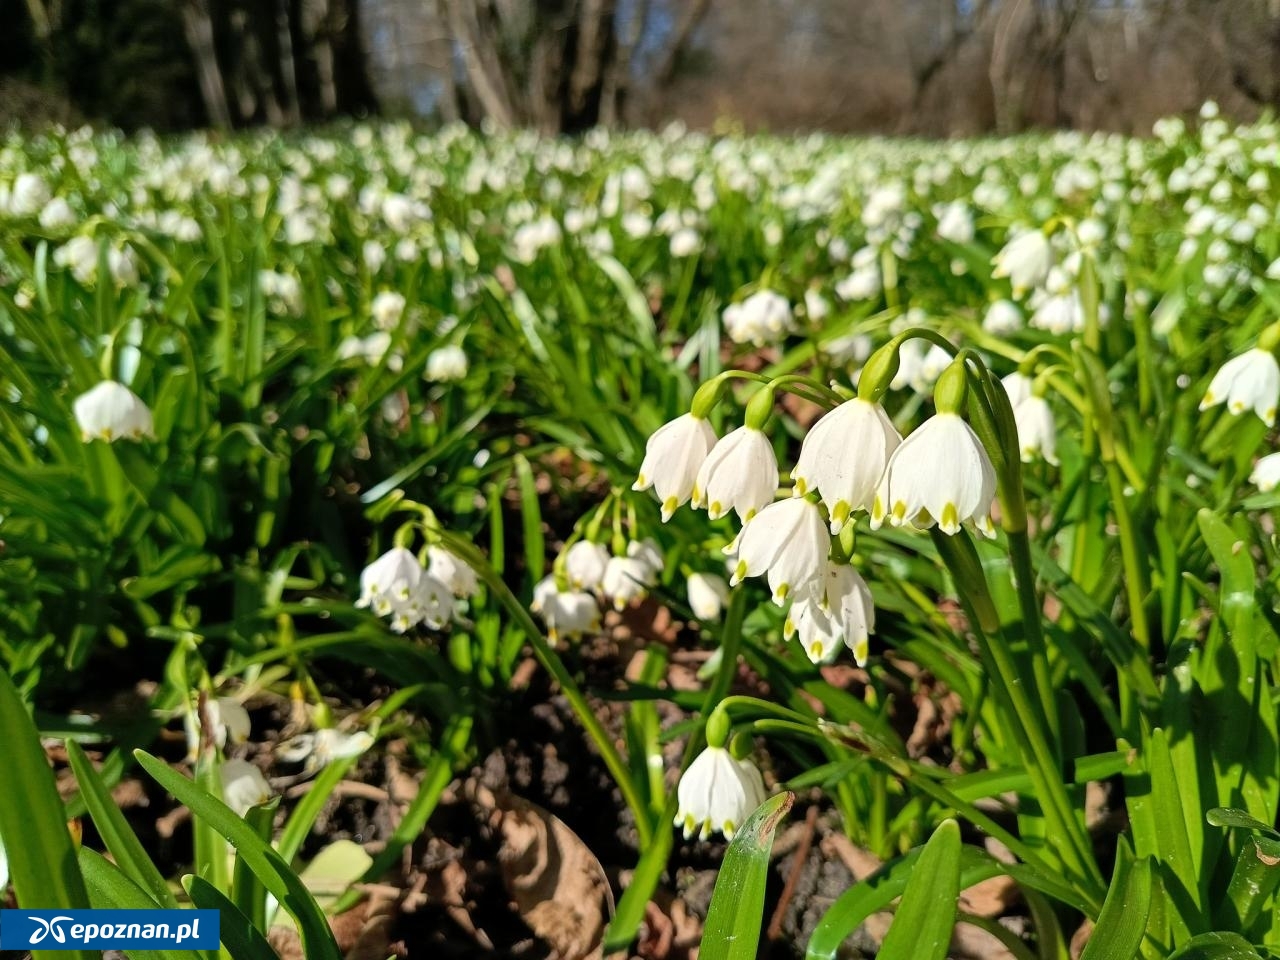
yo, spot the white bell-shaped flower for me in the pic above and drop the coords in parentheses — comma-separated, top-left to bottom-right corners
(277, 728, 376, 773)
(73, 381, 155, 443)
(784, 564, 875, 665)
(784, 592, 842, 664)
(1000, 372, 1033, 409)
(184, 696, 251, 758)
(371, 291, 407, 330)
(427, 545, 479, 597)
(687, 572, 731, 621)
(793, 398, 902, 533)
(221, 759, 272, 817)
(531, 576, 601, 644)
(674, 746, 767, 841)
(626, 538, 665, 574)
(564, 541, 610, 591)
(355, 547, 451, 632)
(425, 345, 469, 382)
(633, 413, 718, 521)
(872, 413, 997, 537)
(692, 426, 778, 521)
(1013, 396, 1059, 465)
(1250, 453, 1280, 492)
(992, 230, 1052, 295)
(730, 497, 830, 604)
(722, 289, 795, 346)
(1200, 348, 1280, 425)
(983, 299, 1023, 335)
(602, 555, 659, 610)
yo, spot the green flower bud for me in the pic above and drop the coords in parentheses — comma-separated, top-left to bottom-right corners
(933, 358, 969, 415)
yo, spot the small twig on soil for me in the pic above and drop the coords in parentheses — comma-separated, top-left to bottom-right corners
(766, 804, 819, 942)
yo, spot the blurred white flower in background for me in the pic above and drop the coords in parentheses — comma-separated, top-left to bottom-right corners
(425, 345, 469, 382)
(371, 291, 407, 330)
(1250, 453, 1280, 493)
(8, 172, 50, 217)
(564, 541, 610, 592)
(531, 577, 601, 644)
(722, 289, 795, 346)
(39, 197, 76, 230)
(686, 572, 731, 621)
(983, 299, 1023, 335)
(221, 759, 272, 816)
(992, 229, 1052, 296)
(355, 547, 451, 632)
(73, 381, 155, 443)
(1013, 395, 1059, 465)
(1200, 348, 1280, 425)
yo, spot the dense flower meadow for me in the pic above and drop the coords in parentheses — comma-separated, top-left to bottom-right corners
(4, 103, 1280, 957)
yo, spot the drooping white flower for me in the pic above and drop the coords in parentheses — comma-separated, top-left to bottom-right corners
(687, 572, 731, 621)
(185, 696, 252, 758)
(55, 234, 98, 284)
(633, 413, 718, 521)
(1001, 372, 1034, 409)
(692, 426, 778, 521)
(425, 345, 469, 382)
(872, 413, 997, 537)
(793, 399, 901, 533)
(73, 381, 155, 443)
(427, 545, 479, 597)
(669, 227, 701, 258)
(8, 172, 50, 217)
(1200, 348, 1280, 425)
(39, 197, 76, 230)
(221, 759, 272, 816)
(1013, 396, 1059, 465)
(1250, 453, 1280, 492)
(730, 497, 830, 604)
(355, 547, 451, 632)
(722, 290, 795, 346)
(602, 556, 658, 610)
(935, 201, 975, 244)
(563, 541, 610, 592)
(1029, 291, 1084, 335)
(784, 564, 875, 665)
(804, 288, 830, 323)
(626, 538, 665, 574)
(674, 746, 767, 841)
(992, 230, 1052, 295)
(983, 299, 1023, 335)
(371, 291, 407, 330)
(531, 576, 601, 644)
(277, 728, 376, 773)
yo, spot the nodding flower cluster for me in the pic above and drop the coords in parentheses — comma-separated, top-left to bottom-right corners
(356, 544, 479, 633)
(633, 339, 1013, 666)
(530, 538, 666, 645)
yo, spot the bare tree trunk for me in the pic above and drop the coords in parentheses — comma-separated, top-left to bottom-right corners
(181, 0, 232, 128)
(443, 0, 517, 127)
(568, 0, 611, 114)
(989, 0, 1036, 133)
(277, 0, 303, 123)
(651, 0, 712, 87)
(600, 0, 647, 126)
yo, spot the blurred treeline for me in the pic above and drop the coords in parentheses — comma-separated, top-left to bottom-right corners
(4, 0, 1280, 135)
